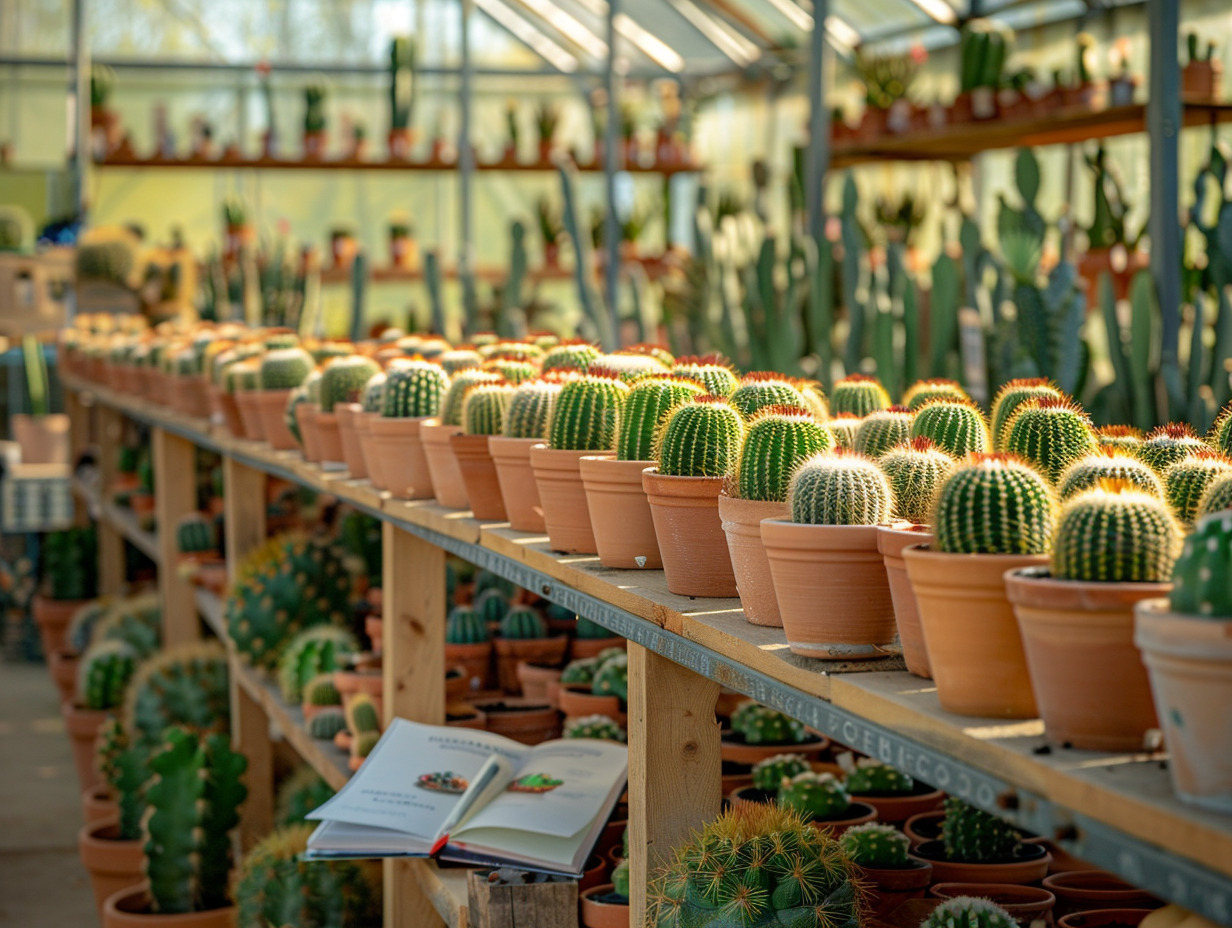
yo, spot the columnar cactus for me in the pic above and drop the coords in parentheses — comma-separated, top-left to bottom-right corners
(439, 348, 483, 374)
(921, 897, 1018, 928)
(1096, 424, 1143, 452)
(1138, 423, 1209, 475)
(729, 373, 811, 419)
(730, 701, 807, 745)
(277, 626, 359, 704)
(124, 641, 230, 749)
(319, 355, 381, 412)
(542, 340, 601, 373)
(854, 406, 915, 459)
(503, 379, 564, 440)
(439, 369, 505, 427)
(1197, 472, 1232, 520)
(259, 348, 315, 390)
(839, 823, 911, 868)
(671, 355, 739, 398)
(1163, 451, 1232, 527)
(901, 378, 970, 412)
(1170, 510, 1232, 617)
(176, 513, 216, 555)
(1050, 480, 1180, 582)
(910, 398, 991, 458)
(1058, 448, 1163, 500)
(592, 652, 629, 703)
(563, 714, 627, 741)
(877, 437, 956, 525)
(77, 639, 137, 710)
(1001, 396, 1097, 484)
(546, 374, 630, 451)
(779, 771, 852, 820)
(656, 396, 745, 477)
(462, 383, 516, 436)
(844, 760, 914, 795)
(446, 605, 490, 643)
(789, 451, 893, 526)
(934, 454, 1057, 555)
(346, 693, 382, 736)
(941, 798, 1022, 862)
(989, 378, 1063, 450)
(750, 753, 810, 792)
(616, 376, 705, 462)
(827, 413, 863, 450)
(499, 606, 547, 639)
(382, 359, 450, 418)
(96, 716, 147, 840)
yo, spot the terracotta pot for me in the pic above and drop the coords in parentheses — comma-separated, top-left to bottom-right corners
(643, 468, 737, 597)
(1006, 567, 1164, 751)
(931, 882, 1056, 926)
(1135, 599, 1232, 811)
(719, 731, 829, 766)
(254, 390, 298, 450)
(804, 801, 878, 836)
(903, 810, 944, 847)
(850, 783, 946, 825)
(172, 376, 211, 419)
(79, 819, 145, 917)
(83, 785, 118, 825)
(516, 661, 564, 704)
(445, 668, 470, 702)
(879, 523, 934, 678)
(50, 647, 80, 703)
(212, 386, 246, 437)
(229, 390, 261, 441)
(580, 456, 662, 569)
(719, 495, 788, 626)
(421, 421, 469, 509)
(33, 595, 86, 661)
(354, 412, 386, 488)
(902, 545, 1043, 719)
(490, 437, 547, 533)
(861, 859, 934, 917)
(762, 520, 898, 659)
(1043, 872, 1161, 919)
(492, 636, 569, 694)
(336, 404, 369, 478)
(368, 416, 435, 499)
(472, 698, 560, 745)
(63, 700, 108, 792)
(103, 887, 235, 928)
(315, 410, 345, 463)
(580, 885, 630, 928)
(446, 640, 493, 691)
(578, 854, 608, 893)
(452, 434, 507, 520)
(911, 840, 1051, 885)
(1057, 911, 1154, 928)
(570, 637, 626, 661)
(296, 403, 325, 462)
(446, 703, 488, 730)
(558, 684, 626, 727)
(365, 615, 383, 653)
(531, 446, 599, 554)
(13, 412, 71, 464)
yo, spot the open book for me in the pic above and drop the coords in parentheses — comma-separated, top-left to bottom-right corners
(305, 718, 628, 877)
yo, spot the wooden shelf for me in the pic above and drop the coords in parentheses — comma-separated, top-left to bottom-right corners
(72, 476, 161, 563)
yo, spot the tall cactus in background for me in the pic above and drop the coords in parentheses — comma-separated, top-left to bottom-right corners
(558, 164, 612, 347)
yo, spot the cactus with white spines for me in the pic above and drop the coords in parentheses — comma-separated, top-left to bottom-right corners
(382, 359, 449, 418)
(854, 406, 914, 459)
(671, 355, 739, 398)
(901, 378, 969, 412)
(1050, 480, 1180, 583)
(439, 369, 505, 427)
(989, 378, 1063, 450)
(546, 374, 629, 451)
(656, 396, 745, 478)
(933, 454, 1057, 556)
(1057, 448, 1163, 500)
(1137, 423, 1208, 475)
(729, 373, 811, 419)
(503, 378, 564, 440)
(462, 383, 516, 436)
(1163, 450, 1232, 527)
(877, 437, 956, 525)
(839, 822, 911, 868)
(830, 374, 891, 417)
(788, 451, 892, 526)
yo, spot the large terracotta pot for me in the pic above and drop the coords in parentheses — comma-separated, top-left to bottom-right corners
(879, 523, 935, 678)
(1042, 872, 1161, 920)
(296, 403, 325, 462)
(643, 468, 737, 598)
(492, 636, 569, 694)
(33, 594, 86, 660)
(452, 434, 507, 520)
(446, 640, 493, 691)
(315, 410, 345, 464)
(850, 783, 946, 825)
(720, 495, 788, 627)
(79, 818, 145, 917)
(336, 404, 369, 478)
(531, 446, 599, 554)
(861, 859, 934, 917)
(211, 385, 246, 438)
(254, 390, 298, 450)
(421, 421, 469, 509)
(103, 886, 235, 928)
(49, 647, 80, 703)
(491, 437, 547, 534)
(761, 520, 897, 659)
(13, 413, 71, 465)
(558, 684, 627, 727)
(472, 698, 561, 745)
(580, 456, 662, 569)
(83, 784, 117, 825)
(911, 840, 1052, 886)
(233, 390, 265, 441)
(355, 412, 387, 488)
(930, 882, 1056, 926)
(515, 661, 564, 704)
(63, 700, 108, 792)
(580, 885, 630, 928)
(368, 416, 435, 499)
(1135, 599, 1232, 811)
(902, 545, 1043, 719)
(1006, 567, 1164, 751)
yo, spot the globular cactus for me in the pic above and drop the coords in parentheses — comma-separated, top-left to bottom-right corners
(941, 798, 1022, 862)
(499, 606, 547, 639)
(1197, 472, 1232, 520)
(828, 413, 863, 450)
(656, 396, 745, 477)
(309, 341, 353, 365)
(563, 713, 627, 741)
(474, 588, 511, 626)
(1050, 480, 1181, 583)
(475, 567, 517, 599)
(844, 760, 915, 795)
(1001, 397, 1097, 484)
(1058, 448, 1163, 500)
(830, 374, 891, 417)
(779, 771, 852, 820)
(750, 753, 811, 792)
(789, 451, 893, 526)
(77, 639, 137, 710)
(901, 379, 970, 412)
(96, 594, 161, 659)
(854, 406, 915, 459)
(482, 358, 539, 384)
(910, 398, 991, 459)
(990, 378, 1063, 451)
(802, 382, 830, 420)
(96, 716, 148, 840)
(735, 407, 832, 502)
(503, 378, 564, 439)
(277, 626, 359, 704)
(1208, 403, 1232, 454)
(346, 693, 382, 735)
(542, 340, 601, 373)
(446, 605, 490, 644)
(921, 897, 1018, 928)
(264, 332, 301, 350)
(224, 360, 260, 394)
(729, 373, 811, 419)
(275, 767, 335, 828)
(1163, 451, 1232, 527)
(462, 383, 516, 436)
(308, 709, 348, 740)
(591, 354, 667, 383)
(361, 373, 387, 413)
(124, 641, 230, 749)
(839, 822, 911, 868)
(671, 355, 739, 398)
(319, 355, 381, 412)
(439, 349, 483, 375)
(934, 454, 1057, 555)
(259, 347, 315, 390)
(618, 343, 675, 367)
(1096, 424, 1143, 452)
(382, 359, 450, 418)
(560, 656, 599, 685)
(878, 438, 957, 526)
(1170, 510, 1232, 617)
(439, 369, 505, 427)
(481, 342, 544, 363)
(1137, 423, 1208, 475)
(730, 701, 807, 745)
(176, 513, 216, 555)
(353, 729, 381, 760)
(546, 374, 629, 451)
(303, 673, 342, 707)
(616, 376, 705, 462)
(592, 652, 629, 703)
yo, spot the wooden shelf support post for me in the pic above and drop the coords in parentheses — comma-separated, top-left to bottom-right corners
(95, 404, 126, 595)
(626, 643, 722, 920)
(222, 456, 268, 583)
(152, 427, 198, 647)
(231, 675, 274, 851)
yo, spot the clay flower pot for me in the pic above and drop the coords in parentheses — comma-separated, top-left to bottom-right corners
(930, 882, 1056, 925)
(850, 782, 946, 825)
(314, 409, 345, 464)
(1042, 872, 1161, 920)
(446, 640, 493, 691)
(532, 445, 600, 554)
(255, 390, 298, 450)
(515, 661, 564, 704)
(63, 700, 108, 792)
(452, 433, 507, 521)
(580, 456, 662, 569)
(296, 403, 325, 462)
(861, 858, 934, 916)
(492, 636, 569, 694)
(1135, 599, 1232, 811)
(83, 784, 118, 825)
(1006, 567, 1164, 752)
(643, 468, 737, 598)
(472, 698, 560, 745)
(234, 390, 266, 441)
(446, 703, 488, 730)
(911, 840, 1051, 886)
(355, 412, 386, 488)
(902, 545, 1044, 719)
(719, 495, 788, 627)
(333, 668, 384, 722)
(1057, 910, 1154, 928)
(445, 667, 469, 702)
(805, 801, 878, 836)
(33, 595, 86, 663)
(210, 384, 246, 437)
(13, 412, 71, 464)
(421, 420, 469, 509)
(336, 404, 370, 478)
(49, 647, 80, 703)
(368, 416, 435, 499)
(578, 854, 609, 893)
(173, 375, 212, 419)
(558, 683, 627, 727)
(103, 887, 235, 928)
(580, 884, 630, 928)
(761, 520, 898, 659)
(490, 437, 547, 533)
(79, 818, 145, 917)
(878, 523, 934, 678)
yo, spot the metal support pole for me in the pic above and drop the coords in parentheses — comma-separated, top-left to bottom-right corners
(1147, 0, 1181, 368)
(805, 0, 830, 245)
(459, 0, 477, 335)
(69, 0, 89, 219)
(603, 0, 621, 349)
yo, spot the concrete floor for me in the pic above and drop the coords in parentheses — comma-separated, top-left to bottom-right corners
(0, 662, 99, 926)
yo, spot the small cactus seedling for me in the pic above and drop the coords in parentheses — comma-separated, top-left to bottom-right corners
(671, 354, 739, 398)
(941, 797, 1022, 862)
(656, 396, 745, 478)
(910, 398, 991, 459)
(1058, 448, 1163, 500)
(77, 638, 137, 710)
(1096, 424, 1143, 452)
(277, 626, 359, 704)
(1001, 396, 1097, 484)
(877, 437, 956, 525)
(734, 406, 832, 502)
(830, 374, 891, 417)
(446, 606, 490, 644)
(1170, 511, 1232, 618)
(503, 379, 564, 439)
(854, 406, 915, 459)
(308, 709, 348, 739)
(563, 714, 627, 741)
(990, 378, 1064, 451)
(730, 701, 807, 745)
(729, 373, 811, 419)
(1137, 423, 1208, 475)
(828, 413, 864, 450)
(319, 355, 382, 412)
(615, 376, 704, 462)
(499, 606, 547, 639)
(1197, 472, 1232, 520)
(303, 673, 342, 707)
(542, 340, 601, 373)
(176, 512, 216, 556)
(462, 383, 516, 436)
(592, 652, 629, 703)
(382, 359, 450, 418)
(778, 771, 852, 820)
(750, 753, 811, 792)
(1050, 480, 1180, 583)
(844, 759, 915, 795)
(560, 657, 599, 685)
(839, 822, 911, 868)
(902, 379, 969, 412)
(546, 374, 629, 451)
(259, 347, 315, 390)
(788, 451, 893, 526)
(439, 369, 505, 427)
(921, 896, 1018, 928)
(1163, 451, 1232, 527)
(934, 454, 1057, 556)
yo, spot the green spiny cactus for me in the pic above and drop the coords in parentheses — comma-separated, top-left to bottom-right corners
(277, 626, 359, 704)
(730, 701, 807, 745)
(542, 340, 601, 373)
(563, 713, 627, 741)
(854, 406, 915, 459)
(77, 639, 137, 710)
(353, 729, 381, 760)
(319, 355, 381, 412)
(616, 376, 705, 462)
(910, 399, 991, 459)
(275, 767, 335, 828)
(462, 383, 515, 436)
(124, 641, 230, 749)
(828, 414, 863, 450)
(440, 349, 483, 375)
(671, 355, 739, 398)
(922, 897, 1018, 928)
(830, 374, 890, 417)
(67, 600, 110, 655)
(41, 526, 98, 601)
(839, 822, 910, 868)
(304, 673, 342, 707)
(779, 771, 852, 820)
(474, 588, 510, 626)
(591, 354, 668, 383)
(901, 379, 969, 412)
(176, 513, 216, 555)
(1058, 449, 1164, 501)
(729, 373, 810, 419)
(788, 452, 892, 526)
(1164, 451, 1232, 527)
(560, 656, 599, 686)
(259, 347, 315, 390)
(308, 709, 348, 740)
(1171, 510, 1232, 616)
(656, 396, 745, 478)
(96, 716, 148, 840)
(96, 594, 161, 659)
(612, 858, 630, 900)
(934, 454, 1057, 555)
(1138, 424, 1209, 475)
(382, 359, 450, 418)
(1096, 425, 1143, 452)
(735, 406, 832, 502)
(483, 358, 539, 385)
(346, 693, 382, 735)
(284, 382, 311, 445)
(844, 760, 914, 795)
(361, 372, 386, 413)
(1002, 397, 1097, 484)
(498, 605, 546, 639)
(1051, 480, 1180, 582)
(592, 652, 629, 703)
(1209, 404, 1232, 454)
(446, 605, 490, 644)
(877, 437, 957, 525)
(482, 342, 544, 363)
(503, 378, 564, 439)
(990, 378, 1064, 451)
(941, 798, 1022, 862)
(223, 359, 260, 394)
(750, 753, 810, 793)
(546, 374, 630, 451)
(1197, 472, 1232, 519)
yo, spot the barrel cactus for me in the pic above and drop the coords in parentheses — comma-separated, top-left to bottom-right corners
(1001, 396, 1097, 484)
(277, 626, 359, 704)
(308, 710, 348, 740)
(1170, 510, 1232, 617)
(1096, 424, 1143, 452)
(827, 413, 863, 450)
(941, 798, 1022, 862)
(922, 897, 1018, 928)
(839, 822, 911, 868)
(481, 341, 544, 363)
(1057, 448, 1163, 500)
(482, 358, 539, 385)
(844, 760, 914, 795)
(439, 348, 483, 375)
(830, 374, 890, 417)
(902, 378, 969, 412)
(96, 716, 147, 840)
(1197, 472, 1232, 519)
(124, 641, 230, 748)
(439, 369, 505, 427)
(616, 376, 705, 462)
(542, 340, 601, 373)
(730, 701, 807, 745)
(499, 606, 547, 639)
(877, 437, 957, 525)
(778, 771, 852, 820)
(591, 354, 667, 383)
(259, 347, 315, 390)
(77, 638, 137, 710)
(303, 674, 342, 708)
(854, 406, 914, 459)
(990, 378, 1064, 450)
(656, 396, 745, 478)
(934, 454, 1057, 555)
(446, 605, 490, 643)
(462, 383, 516, 436)
(1050, 480, 1180, 583)
(788, 451, 892, 526)
(592, 652, 629, 703)
(546, 374, 630, 451)
(1163, 450, 1232, 527)
(382, 360, 449, 418)
(734, 406, 832, 502)
(750, 753, 810, 793)
(319, 355, 381, 412)
(1138, 423, 1208, 475)
(729, 373, 810, 419)
(223, 359, 260, 394)
(1209, 403, 1232, 454)
(176, 513, 216, 555)
(563, 714, 627, 742)
(503, 378, 564, 439)
(671, 354, 738, 398)
(474, 588, 510, 626)
(910, 398, 991, 458)
(96, 595, 161, 659)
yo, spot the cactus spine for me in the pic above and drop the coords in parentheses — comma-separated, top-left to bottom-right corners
(542, 341, 601, 373)
(934, 454, 1057, 555)
(462, 383, 516, 436)
(1197, 472, 1232, 519)
(828, 413, 864, 450)
(656, 396, 745, 478)
(854, 406, 915, 459)
(1137, 423, 1208, 475)
(1170, 511, 1232, 617)
(877, 438, 957, 525)
(1057, 449, 1163, 500)
(1001, 397, 1096, 484)
(616, 376, 704, 462)
(1163, 451, 1232, 527)
(910, 399, 991, 459)
(546, 374, 629, 451)
(735, 407, 832, 502)
(382, 360, 449, 418)
(789, 452, 892, 526)
(921, 897, 1018, 928)
(77, 639, 137, 710)
(729, 373, 810, 419)
(989, 378, 1063, 450)
(1051, 480, 1180, 583)
(503, 379, 563, 439)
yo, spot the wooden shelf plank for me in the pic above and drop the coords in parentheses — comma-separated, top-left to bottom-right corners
(71, 476, 162, 563)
